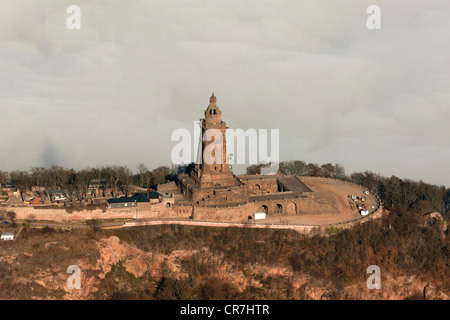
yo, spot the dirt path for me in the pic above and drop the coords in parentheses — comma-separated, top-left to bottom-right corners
(303, 178, 352, 216)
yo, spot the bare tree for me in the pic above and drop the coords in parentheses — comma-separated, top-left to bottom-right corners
(26, 214, 36, 225)
(74, 169, 91, 200)
(9, 170, 32, 200)
(152, 166, 170, 186)
(321, 163, 336, 179)
(119, 166, 133, 196)
(7, 211, 17, 227)
(31, 167, 46, 187)
(334, 164, 346, 180)
(306, 163, 323, 177)
(86, 219, 101, 232)
(0, 209, 6, 224)
(51, 165, 70, 188)
(246, 164, 263, 175)
(103, 166, 125, 198)
(136, 163, 148, 188)
(0, 171, 8, 185)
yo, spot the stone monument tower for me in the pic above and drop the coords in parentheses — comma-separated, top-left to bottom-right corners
(190, 93, 236, 188)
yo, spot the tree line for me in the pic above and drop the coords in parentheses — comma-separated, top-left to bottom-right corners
(1, 160, 449, 214)
(0, 164, 191, 199)
(246, 160, 346, 179)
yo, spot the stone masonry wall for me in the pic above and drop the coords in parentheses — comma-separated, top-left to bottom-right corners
(11, 201, 177, 222)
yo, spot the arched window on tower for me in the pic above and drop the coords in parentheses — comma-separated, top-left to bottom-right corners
(213, 109, 217, 115)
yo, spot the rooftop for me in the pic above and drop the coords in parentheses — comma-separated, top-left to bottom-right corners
(107, 192, 162, 204)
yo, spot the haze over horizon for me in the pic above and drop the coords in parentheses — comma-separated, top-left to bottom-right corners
(1, 1, 449, 187)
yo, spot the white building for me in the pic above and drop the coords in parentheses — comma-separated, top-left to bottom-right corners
(0, 232, 14, 241)
(253, 212, 267, 220)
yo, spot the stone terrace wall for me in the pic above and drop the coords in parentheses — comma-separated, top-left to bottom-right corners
(192, 203, 251, 222)
(11, 206, 136, 221)
(9, 176, 384, 229)
(10, 201, 177, 222)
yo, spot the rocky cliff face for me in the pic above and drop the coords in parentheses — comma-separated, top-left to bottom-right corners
(422, 212, 447, 235)
(0, 233, 448, 300)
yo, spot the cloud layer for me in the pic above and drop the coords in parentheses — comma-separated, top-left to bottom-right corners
(0, 0, 449, 186)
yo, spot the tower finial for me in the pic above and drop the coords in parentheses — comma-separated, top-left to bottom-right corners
(210, 92, 217, 104)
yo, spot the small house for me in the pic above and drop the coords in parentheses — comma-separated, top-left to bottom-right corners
(107, 192, 163, 208)
(0, 231, 14, 241)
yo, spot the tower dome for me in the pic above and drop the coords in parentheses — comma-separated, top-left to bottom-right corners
(205, 92, 222, 125)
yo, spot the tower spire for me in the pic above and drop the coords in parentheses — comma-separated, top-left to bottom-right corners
(210, 92, 217, 104)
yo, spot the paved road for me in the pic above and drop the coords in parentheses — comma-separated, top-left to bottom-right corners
(28, 221, 125, 229)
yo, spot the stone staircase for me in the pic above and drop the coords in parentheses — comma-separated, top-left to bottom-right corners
(276, 175, 312, 195)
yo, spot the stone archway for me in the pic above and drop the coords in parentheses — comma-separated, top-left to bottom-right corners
(258, 204, 269, 215)
(251, 184, 261, 194)
(275, 203, 283, 214)
(287, 202, 297, 215)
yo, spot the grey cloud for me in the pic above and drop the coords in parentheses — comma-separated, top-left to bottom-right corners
(0, 0, 449, 186)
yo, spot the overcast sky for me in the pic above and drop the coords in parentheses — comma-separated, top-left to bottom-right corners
(0, 0, 449, 187)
